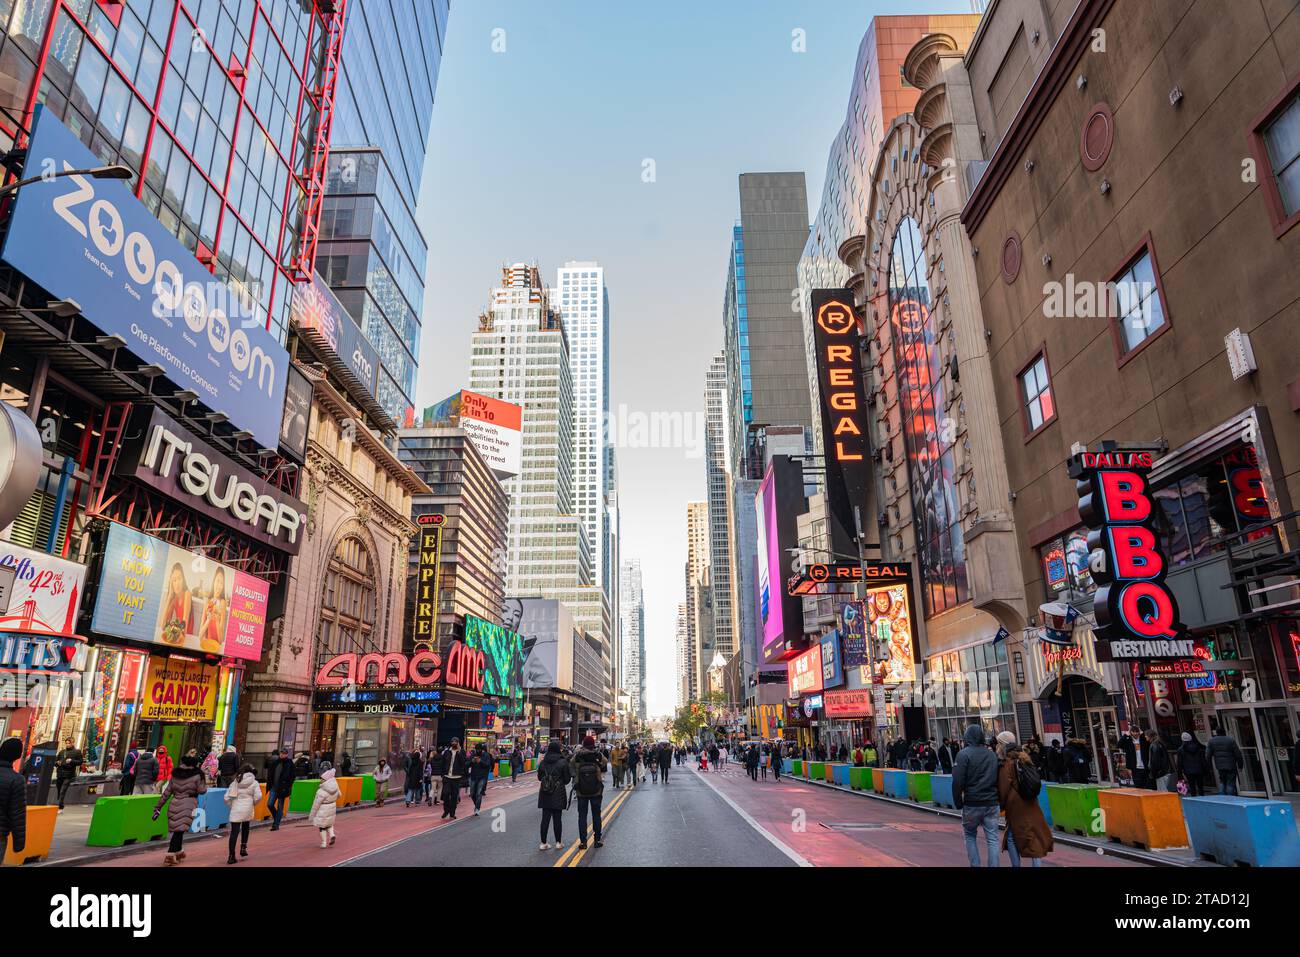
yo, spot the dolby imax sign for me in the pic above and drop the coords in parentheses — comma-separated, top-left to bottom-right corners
(117, 407, 306, 553)
(0, 106, 288, 449)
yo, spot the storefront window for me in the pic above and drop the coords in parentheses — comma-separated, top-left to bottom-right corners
(1152, 444, 1268, 568)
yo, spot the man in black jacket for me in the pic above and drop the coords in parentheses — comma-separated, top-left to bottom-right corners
(952, 724, 1000, 867)
(0, 738, 26, 861)
(1206, 725, 1245, 795)
(54, 737, 83, 810)
(267, 749, 295, 830)
(440, 739, 468, 819)
(467, 743, 492, 816)
(570, 736, 608, 849)
(216, 747, 239, 788)
(1120, 728, 1151, 788)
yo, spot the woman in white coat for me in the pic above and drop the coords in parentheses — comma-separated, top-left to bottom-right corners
(309, 766, 340, 848)
(222, 763, 260, 864)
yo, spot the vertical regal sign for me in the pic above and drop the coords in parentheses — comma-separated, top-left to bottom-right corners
(1070, 449, 1188, 654)
(811, 289, 870, 560)
(412, 514, 445, 650)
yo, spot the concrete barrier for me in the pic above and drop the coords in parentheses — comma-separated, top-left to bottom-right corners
(289, 778, 321, 814)
(3, 805, 57, 864)
(253, 783, 271, 822)
(782, 759, 793, 774)
(360, 774, 376, 801)
(931, 774, 955, 808)
(1045, 783, 1108, 837)
(883, 769, 909, 799)
(907, 771, 933, 803)
(1182, 796, 1300, 867)
(1037, 783, 1054, 829)
(1097, 788, 1188, 850)
(86, 794, 167, 847)
(871, 768, 886, 794)
(192, 787, 231, 832)
(336, 777, 363, 807)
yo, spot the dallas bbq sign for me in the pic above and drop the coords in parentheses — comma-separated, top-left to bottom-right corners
(1069, 446, 1187, 654)
(315, 642, 485, 693)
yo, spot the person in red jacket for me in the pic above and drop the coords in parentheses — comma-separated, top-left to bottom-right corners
(154, 745, 174, 792)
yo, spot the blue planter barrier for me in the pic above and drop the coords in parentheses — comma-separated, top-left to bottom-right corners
(831, 764, 851, 786)
(782, 759, 793, 774)
(931, 774, 955, 808)
(1182, 796, 1300, 867)
(192, 787, 230, 833)
(1037, 783, 1054, 829)
(883, 769, 909, 799)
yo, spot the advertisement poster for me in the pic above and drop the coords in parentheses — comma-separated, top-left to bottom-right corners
(820, 631, 845, 689)
(0, 107, 288, 448)
(459, 390, 523, 479)
(289, 273, 381, 403)
(787, 644, 823, 697)
(0, 541, 87, 638)
(90, 524, 269, 661)
(865, 584, 915, 685)
(839, 601, 868, 666)
(464, 614, 523, 715)
(757, 469, 781, 657)
(139, 657, 219, 722)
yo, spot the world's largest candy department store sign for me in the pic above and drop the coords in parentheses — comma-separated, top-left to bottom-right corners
(0, 107, 289, 449)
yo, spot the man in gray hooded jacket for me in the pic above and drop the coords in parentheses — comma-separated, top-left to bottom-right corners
(952, 723, 1001, 866)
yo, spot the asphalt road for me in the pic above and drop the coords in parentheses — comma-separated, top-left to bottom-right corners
(338, 760, 800, 868)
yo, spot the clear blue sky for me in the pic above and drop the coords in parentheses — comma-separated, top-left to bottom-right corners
(413, 0, 977, 718)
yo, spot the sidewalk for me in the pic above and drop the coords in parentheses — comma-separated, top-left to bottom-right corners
(27, 776, 540, 867)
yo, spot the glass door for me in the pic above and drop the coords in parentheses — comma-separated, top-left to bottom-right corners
(1219, 709, 1266, 794)
(1255, 706, 1297, 797)
(1087, 707, 1119, 783)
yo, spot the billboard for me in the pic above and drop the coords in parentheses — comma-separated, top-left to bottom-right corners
(410, 514, 444, 649)
(115, 406, 307, 553)
(787, 643, 823, 697)
(1, 107, 288, 449)
(756, 456, 807, 664)
(823, 688, 873, 718)
(139, 657, 220, 723)
(0, 541, 86, 638)
(278, 364, 313, 463)
(90, 524, 270, 661)
(864, 584, 915, 685)
(839, 601, 868, 666)
(289, 272, 381, 405)
(810, 289, 870, 560)
(464, 614, 524, 715)
(506, 597, 575, 692)
(820, 631, 844, 689)
(459, 390, 523, 479)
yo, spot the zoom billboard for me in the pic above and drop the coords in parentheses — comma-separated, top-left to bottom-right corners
(0, 107, 289, 449)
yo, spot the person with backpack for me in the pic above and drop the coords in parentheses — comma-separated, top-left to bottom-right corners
(404, 749, 424, 807)
(537, 741, 572, 850)
(952, 724, 1000, 867)
(1206, 724, 1245, 795)
(570, 735, 608, 850)
(119, 745, 140, 795)
(467, 743, 492, 815)
(626, 742, 641, 788)
(995, 731, 1052, 867)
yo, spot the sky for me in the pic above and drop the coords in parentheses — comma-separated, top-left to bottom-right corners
(412, 0, 977, 719)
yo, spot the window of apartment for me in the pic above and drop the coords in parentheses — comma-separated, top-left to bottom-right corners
(1110, 237, 1171, 363)
(1249, 76, 1300, 237)
(1017, 347, 1055, 439)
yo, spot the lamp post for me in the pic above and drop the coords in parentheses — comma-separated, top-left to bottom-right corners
(0, 163, 134, 199)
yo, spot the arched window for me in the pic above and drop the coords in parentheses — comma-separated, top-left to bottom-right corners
(315, 533, 379, 668)
(888, 217, 968, 616)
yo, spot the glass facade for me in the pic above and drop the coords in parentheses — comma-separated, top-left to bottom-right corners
(888, 216, 967, 617)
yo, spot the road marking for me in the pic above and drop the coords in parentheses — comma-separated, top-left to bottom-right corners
(692, 768, 813, 867)
(554, 787, 632, 867)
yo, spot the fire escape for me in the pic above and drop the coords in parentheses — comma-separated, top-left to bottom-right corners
(290, 0, 349, 284)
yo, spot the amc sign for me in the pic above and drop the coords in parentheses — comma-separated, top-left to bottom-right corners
(315, 642, 485, 694)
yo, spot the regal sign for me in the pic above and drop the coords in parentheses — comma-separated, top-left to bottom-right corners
(1070, 447, 1186, 649)
(811, 289, 870, 560)
(789, 561, 910, 595)
(314, 642, 485, 694)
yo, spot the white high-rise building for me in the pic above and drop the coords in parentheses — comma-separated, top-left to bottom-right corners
(469, 263, 611, 703)
(705, 353, 737, 660)
(619, 559, 645, 720)
(675, 602, 690, 709)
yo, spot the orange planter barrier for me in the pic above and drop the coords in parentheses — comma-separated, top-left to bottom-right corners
(4, 805, 57, 865)
(253, 784, 272, 822)
(1098, 787, 1189, 850)
(336, 776, 363, 807)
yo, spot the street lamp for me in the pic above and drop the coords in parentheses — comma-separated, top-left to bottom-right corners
(0, 163, 133, 199)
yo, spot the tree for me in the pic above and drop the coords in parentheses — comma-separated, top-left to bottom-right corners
(669, 691, 731, 744)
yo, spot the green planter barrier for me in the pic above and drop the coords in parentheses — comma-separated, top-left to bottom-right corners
(289, 778, 322, 814)
(907, 771, 933, 802)
(790, 760, 803, 776)
(1045, 783, 1109, 837)
(849, 767, 871, 790)
(360, 774, 376, 801)
(86, 794, 167, 847)
(498, 761, 511, 778)
(808, 762, 826, 781)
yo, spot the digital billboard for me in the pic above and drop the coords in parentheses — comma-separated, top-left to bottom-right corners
(90, 523, 270, 661)
(756, 456, 808, 664)
(0, 107, 288, 449)
(0, 541, 86, 638)
(787, 643, 823, 696)
(464, 614, 524, 715)
(865, 584, 915, 685)
(459, 390, 523, 479)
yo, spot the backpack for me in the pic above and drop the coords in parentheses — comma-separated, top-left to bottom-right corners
(575, 753, 602, 797)
(1014, 758, 1042, 801)
(539, 760, 565, 796)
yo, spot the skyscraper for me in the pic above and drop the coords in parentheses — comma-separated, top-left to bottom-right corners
(675, 602, 691, 709)
(685, 500, 711, 701)
(619, 559, 646, 720)
(704, 352, 738, 664)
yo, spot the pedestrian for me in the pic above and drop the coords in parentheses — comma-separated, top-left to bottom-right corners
(216, 745, 239, 787)
(1063, 738, 1091, 783)
(537, 740, 571, 850)
(952, 724, 1000, 867)
(1175, 732, 1207, 796)
(309, 766, 340, 848)
(995, 731, 1051, 867)
(708, 742, 719, 770)
(1120, 727, 1150, 788)
(222, 763, 259, 864)
(648, 747, 660, 783)
(295, 751, 312, 778)
(339, 752, 354, 778)
(54, 736, 83, 810)
(658, 742, 671, 784)
(201, 748, 219, 784)
(937, 737, 955, 774)
(427, 747, 445, 807)
(118, 745, 140, 796)
(404, 749, 423, 807)
(698, 747, 707, 771)
(610, 741, 627, 788)
(1146, 730, 1172, 791)
(422, 750, 435, 805)
(467, 743, 492, 815)
(1046, 739, 1065, 783)
(0, 737, 26, 866)
(134, 747, 160, 794)
(440, 738, 467, 819)
(155, 745, 174, 793)
(626, 741, 640, 787)
(1206, 724, 1245, 795)
(373, 757, 392, 807)
(570, 735, 607, 850)
(921, 738, 938, 772)
(745, 745, 760, 781)
(267, 748, 295, 828)
(865, 741, 878, 767)
(153, 753, 206, 866)
(510, 744, 523, 783)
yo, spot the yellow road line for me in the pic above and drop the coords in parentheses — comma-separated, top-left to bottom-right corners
(553, 786, 632, 867)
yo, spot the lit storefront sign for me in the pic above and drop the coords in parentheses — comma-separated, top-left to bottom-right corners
(314, 644, 485, 694)
(0, 541, 87, 639)
(864, 584, 915, 685)
(116, 407, 306, 553)
(788, 561, 910, 595)
(1071, 448, 1187, 656)
(788, 644, 823, 697)
(89, 523, 270, 661)
(823, 688, 873, 719)
(810, 289, 870, 559)
(0, 634, 88, 674)
(139, 657, 220, 723)
(1, 108, 289, 448)
(411, 514, 444, 650)
(289, 272, 381, 404)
